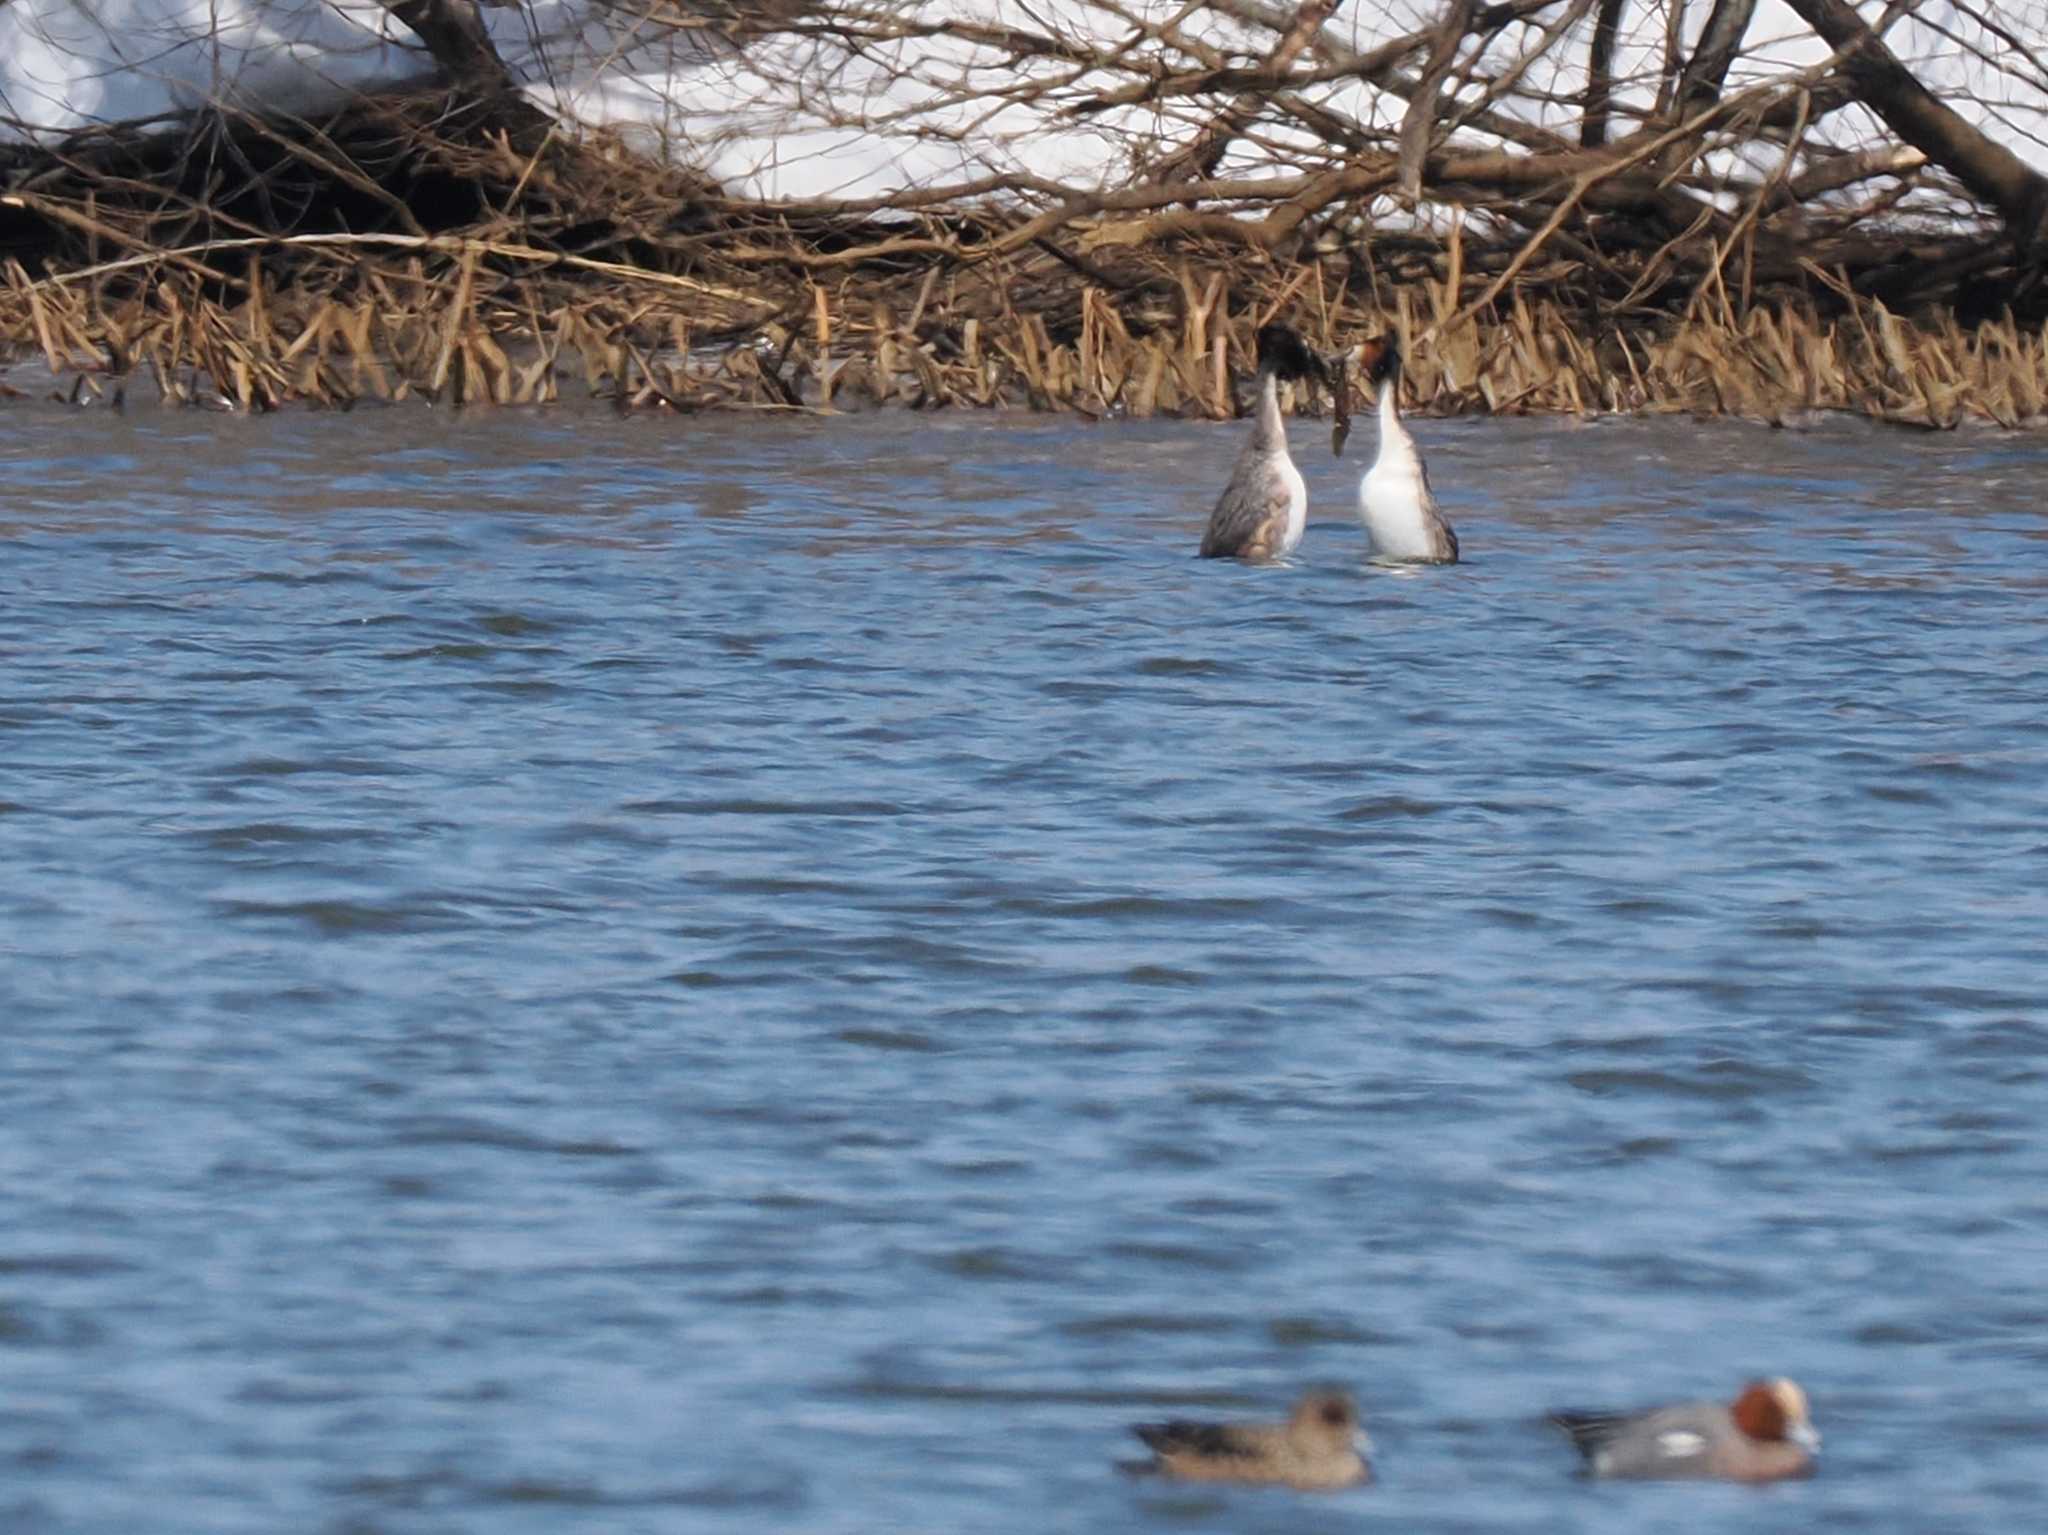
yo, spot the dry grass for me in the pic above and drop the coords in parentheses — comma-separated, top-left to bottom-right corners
(7, 226, 2044, 428)
(2, 94, 2044, 427)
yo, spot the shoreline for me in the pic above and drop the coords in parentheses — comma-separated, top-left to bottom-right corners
(5, 88, 2047, 432)
(7, 252, 2045, 430)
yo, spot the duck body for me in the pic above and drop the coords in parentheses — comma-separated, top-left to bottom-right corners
(1550, 1378, 1819, 1482)
(1128, 1388, 1371, 1491)
(1200, 325, 1325, 563)
(1356, 338, 1458, 564)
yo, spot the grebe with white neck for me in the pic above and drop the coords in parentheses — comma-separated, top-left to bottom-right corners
(1199, 324, 1330, 564)
(1356, 335, 1458, 564)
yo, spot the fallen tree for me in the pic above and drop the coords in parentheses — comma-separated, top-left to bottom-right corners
(2, 0, 2045, 422)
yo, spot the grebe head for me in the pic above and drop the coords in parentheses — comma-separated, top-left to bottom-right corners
(1355, 333, 1403, 389)
(1255, 323, 1331, 386)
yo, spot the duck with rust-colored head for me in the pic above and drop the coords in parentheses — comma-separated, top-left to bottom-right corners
(1550, 1377, 1820, 1481)
(1126, 1388, 1371, 1490)
(1199, 324, 1331, 564)
(1355, 333, 1458, 564)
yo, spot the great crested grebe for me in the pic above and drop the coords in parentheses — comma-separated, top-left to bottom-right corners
(1356, 334, 1458, 564)
(1199, 323, 1331, 563)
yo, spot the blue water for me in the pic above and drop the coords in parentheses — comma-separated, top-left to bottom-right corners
(2, 401, 2046, 1533)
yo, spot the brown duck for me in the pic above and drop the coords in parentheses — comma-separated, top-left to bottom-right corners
(1127, 1388, 1371, 1490)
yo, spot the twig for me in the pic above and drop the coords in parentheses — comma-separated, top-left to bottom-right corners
(15, 230, 771, 305)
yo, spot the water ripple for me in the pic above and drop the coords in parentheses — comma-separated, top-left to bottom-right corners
(0, 407, 2044, 1535)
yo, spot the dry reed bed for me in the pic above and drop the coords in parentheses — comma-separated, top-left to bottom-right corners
(5, 83, 2045, 429)
(5, 233, 2047, 429)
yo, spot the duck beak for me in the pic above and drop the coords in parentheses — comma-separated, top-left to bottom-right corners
(1353, 1429, 1374, 1457)
(1790, 1421, 1821, 1453)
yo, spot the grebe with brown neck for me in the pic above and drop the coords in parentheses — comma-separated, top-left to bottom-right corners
(1356, 334, 1458, 564)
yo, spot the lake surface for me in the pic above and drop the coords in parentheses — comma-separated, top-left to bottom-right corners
(2, 397, 2046, 1533)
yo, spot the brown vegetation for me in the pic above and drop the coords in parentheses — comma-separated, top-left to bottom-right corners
(3, 0, 2046, 425)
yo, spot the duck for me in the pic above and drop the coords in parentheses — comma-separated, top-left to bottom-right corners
(1199, 324, 1330, 563)
(1355, 334, 1458, 563)
(1549, 1377, 1820, 1481)
(1125, 1387, 1371, 1490)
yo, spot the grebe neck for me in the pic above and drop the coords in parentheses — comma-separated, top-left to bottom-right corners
(1250, 369, 1287, 454)
(1375, 367, 1421, 473)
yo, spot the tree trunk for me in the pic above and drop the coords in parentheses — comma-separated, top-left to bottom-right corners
(1673, 0, 1756, 116)
(1580, 0, 1625, 147)
(1398, 0, 1478, 195)
(376, 0, 519, 94)
(1782, 0, 2048, 250)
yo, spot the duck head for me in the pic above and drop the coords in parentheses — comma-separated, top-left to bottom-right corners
(1287, 1388, 1369, 1459)
(1731, 1378, 1821, 1453)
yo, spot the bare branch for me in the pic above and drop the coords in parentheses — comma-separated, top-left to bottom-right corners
(1397, 0, 1477, 198)
(1580, 0, 1625, 147)
(1675, 0, 1760, 118)
(1781, 0, 2048, 248)
(1776, 143, 1928, 208)
(1145, 0, 1343, 185)
(374, 0, 519, 93)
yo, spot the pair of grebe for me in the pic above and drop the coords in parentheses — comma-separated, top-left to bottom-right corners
(1200, 323, 1458, 565)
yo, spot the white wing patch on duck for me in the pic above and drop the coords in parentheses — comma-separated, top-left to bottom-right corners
(1654, 1430, 1708, 1460)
